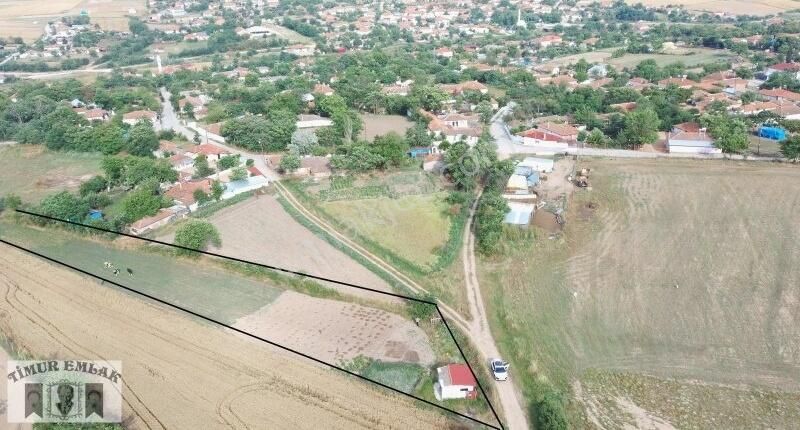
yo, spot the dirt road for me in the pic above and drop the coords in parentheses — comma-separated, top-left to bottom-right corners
(0, 243, 455, 429)
(461, 191, 530, 430)
(274, 181, 530, 429)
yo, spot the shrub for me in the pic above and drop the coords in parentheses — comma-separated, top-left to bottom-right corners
(534, 391, 568, 430)
(174, 220, 221, 255)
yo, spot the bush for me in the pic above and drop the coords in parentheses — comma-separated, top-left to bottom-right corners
(174, 220, 221, 255)
(534, 391, 568, 430)
(79, 176, 108, 196)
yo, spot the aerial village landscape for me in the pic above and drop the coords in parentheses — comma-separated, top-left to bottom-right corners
(1, 0, 800, 429)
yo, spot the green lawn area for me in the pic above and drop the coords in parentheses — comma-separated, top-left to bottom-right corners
(0, 145, 103, 204)
(0, 221, 282, 324)
(322, 192, 451, 267)
(362, 361, 427, 394)
(543, 47, 734, 69)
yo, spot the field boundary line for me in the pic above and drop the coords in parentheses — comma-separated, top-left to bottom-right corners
(8, 209, 506, 430)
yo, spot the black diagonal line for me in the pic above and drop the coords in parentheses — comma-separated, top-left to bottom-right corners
(0, 239, 504, 430)
(15, 209, 436, 305)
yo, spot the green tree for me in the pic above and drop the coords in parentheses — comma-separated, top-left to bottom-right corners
(79, 176, 108, 196)
(127, 120, 159, 157)
(702, 113, 749, 153)
(330, 144, 384, 172)
(230, 166, 248, 181)
(217, 154, 241, 170)
(266, 109, 297, 151)
(193, 188, 210, 205)
(618, 107, 660, 149)
(244, 73, 259, 87)
(289, 129, 319, 155)
(193, 154, 214, 178)
(210, 180, 224, 201)
(477, 101, 494, 124)
(120, 180, 162, 222)
(182, 102, 195, 119)
(174, 220, 221, 255)
(586, 128, 609, 147)
(405, 122, 433, 148)
(279, 153, 301, 172)
(372, 132, 409, 168)
(780, 135, 800, 161)
(444, 141, 479, 191)
(534, 391, 568, 430)
(38, 191, 89, 222)
(475, 191, 509, 255)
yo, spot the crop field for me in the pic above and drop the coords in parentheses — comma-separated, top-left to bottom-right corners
(323, 193, 452, 268)
(479, 158, 800, 428)
(628, 0, 800, 16)
(543, 47, 734, 70)
(0, 243, 458, 429)
(0, 145, 103, 204)
(0, 0, 145, 41)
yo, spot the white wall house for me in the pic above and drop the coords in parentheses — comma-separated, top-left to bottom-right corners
(433, 364, 477, 401)
(667, 131, 721, 154)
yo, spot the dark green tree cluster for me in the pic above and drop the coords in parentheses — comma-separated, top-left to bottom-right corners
(174, 220, 221, 255)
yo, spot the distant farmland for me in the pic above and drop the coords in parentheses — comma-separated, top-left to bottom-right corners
(481, 158, 800, 429)
(0, 0, 145, 41)
(628, 0, 800, 16)
(542, 47, 735, 70)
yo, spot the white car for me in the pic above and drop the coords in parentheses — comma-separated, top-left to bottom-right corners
(490, 358, 509, 381)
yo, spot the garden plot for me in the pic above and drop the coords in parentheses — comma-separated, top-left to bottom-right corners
(234, 291, 436, 366)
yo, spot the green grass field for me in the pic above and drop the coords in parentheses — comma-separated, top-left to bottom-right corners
(543, 47, 735, 70)
(479, 158, 800, 428)
(0, 145, 103, 204)
(0, 221, 281, 324)
(322, 193, 451, 267)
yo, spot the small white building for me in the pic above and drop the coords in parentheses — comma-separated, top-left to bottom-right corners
(433, 364, 478, 401)
(667, 131, 721, 154)
(296, 114, 333, 129)
(517, 157, 555, 173)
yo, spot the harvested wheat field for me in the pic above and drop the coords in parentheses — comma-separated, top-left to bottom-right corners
(0, 244, 457, 429)
(170, 196, 395, 298)
(481, 159, 800, 428)
(629, 0, 798, 15)
(0, 0, 144, 41)
(235, 291, 435, 366)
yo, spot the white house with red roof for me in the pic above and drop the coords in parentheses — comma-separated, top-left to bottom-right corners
(434, 364, 477, 400)
(122, 110, 158, 125)
(517, 128, 569, 150)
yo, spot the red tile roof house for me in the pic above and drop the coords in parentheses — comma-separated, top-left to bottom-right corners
(537, 121, 580, 142)
(129, 207, 188, 236)
(766, 62, 800, 78)
(434, 364, 478, 401)
(186, 143, 230, 161)
(759, 88, 800, 103)
(122, 110, 158, 126)
(517, 128, 569, 150)
(165, 179, 213, 212)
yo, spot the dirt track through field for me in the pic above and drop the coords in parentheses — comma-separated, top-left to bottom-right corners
(0, 244, 454, 429)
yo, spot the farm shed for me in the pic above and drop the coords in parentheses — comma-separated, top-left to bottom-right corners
(667, 131, 721, 154)
(434, 364, 478, 401)
(517, 157, 554, 173)
(506, 175, 529, 194)
(503, 202, 535, 226)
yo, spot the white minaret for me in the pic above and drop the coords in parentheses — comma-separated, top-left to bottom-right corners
(516, 8, 527, 29)
(156, 54, 162, 75)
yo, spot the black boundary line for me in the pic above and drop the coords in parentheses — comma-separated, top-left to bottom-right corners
(10, 209, 506, 430)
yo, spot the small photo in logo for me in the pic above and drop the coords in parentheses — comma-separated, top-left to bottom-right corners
(48, 381, 82, 420)
(7, 360, 122, 423)
(24, 383, 43, 419)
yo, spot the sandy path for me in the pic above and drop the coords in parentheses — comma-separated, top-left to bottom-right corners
(234, 291, 435, 366)
(0, 243, 454, 429)
(161, 196, 394, 300)
(274, 181, 525, 428)
(462, 191, 530, 430)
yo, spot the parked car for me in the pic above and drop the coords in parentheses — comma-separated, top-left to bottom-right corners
(490, 358, 509, 381)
